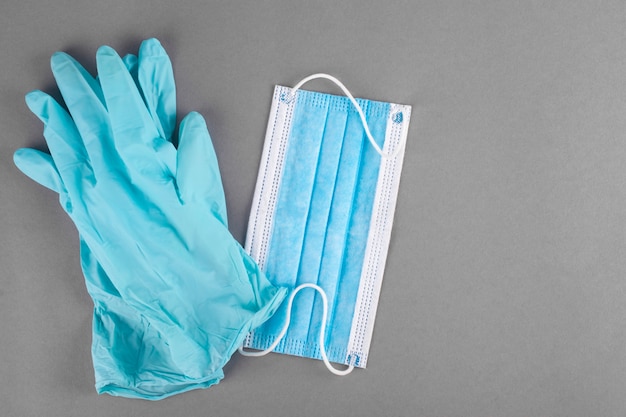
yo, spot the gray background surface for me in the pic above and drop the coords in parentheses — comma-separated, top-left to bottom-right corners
(2, 1, 626, 416)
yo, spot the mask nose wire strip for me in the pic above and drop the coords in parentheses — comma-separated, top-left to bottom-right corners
(289, 73, 405, 160)
(239, 283, 355, 376)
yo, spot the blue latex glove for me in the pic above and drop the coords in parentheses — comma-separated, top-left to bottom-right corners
(14, 39, 287, 399)
(15, 43, 223, 399)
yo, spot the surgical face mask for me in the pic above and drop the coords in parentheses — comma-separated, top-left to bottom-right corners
(240, 74, 411, 374)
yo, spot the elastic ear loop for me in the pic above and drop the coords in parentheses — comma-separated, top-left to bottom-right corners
(239, 283, 355, 376)
(288, 73, 405, 159)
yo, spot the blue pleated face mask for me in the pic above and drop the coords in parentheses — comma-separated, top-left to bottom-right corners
(240, 74, 411, 374)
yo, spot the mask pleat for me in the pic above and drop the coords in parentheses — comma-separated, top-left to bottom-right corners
(293, 100, 367, 360)
(258, 92, 330, 345)
(326, 101, 390, 359)
(284, 95, 350, 353)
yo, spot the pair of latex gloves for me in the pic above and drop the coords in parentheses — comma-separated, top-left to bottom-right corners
(14, 39, 287, 400)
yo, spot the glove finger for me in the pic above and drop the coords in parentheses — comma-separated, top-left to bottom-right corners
(138, 38, 176, 141)
(13, 148, 63, 193)
(122, 53, 138, 73)
(53, 52, 106, 104)
(96, 45, 163, 157)
(51, 51, 114, 176)
(176, 111, 227, 226)
(122, 48, 176, 178)
(122, 53, 140, 90)
(25, 90, 91, 189)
